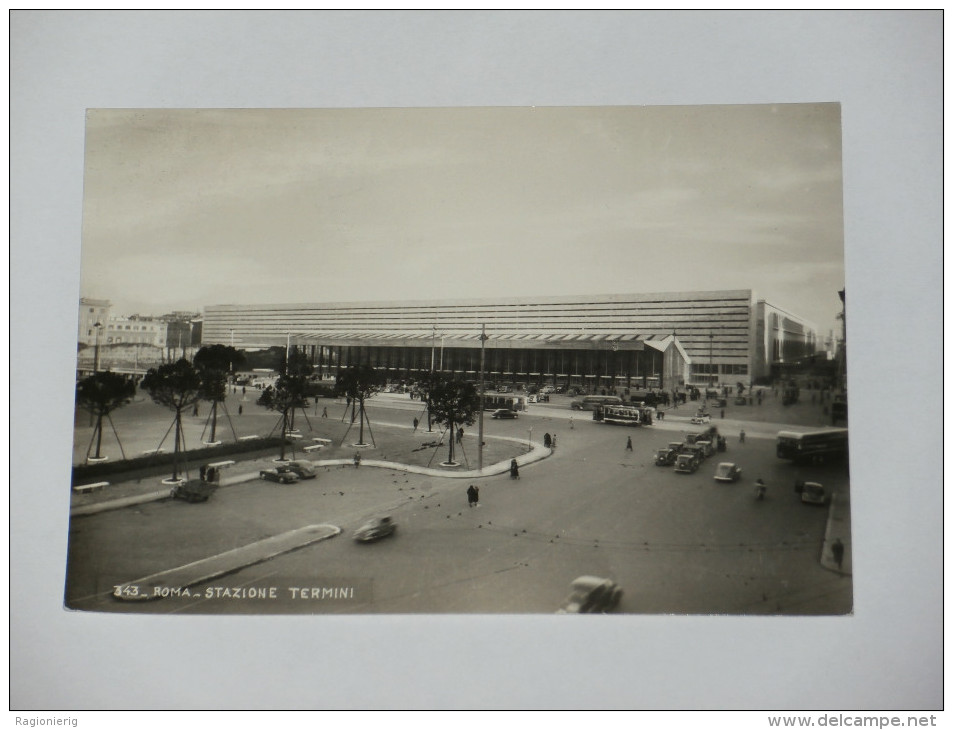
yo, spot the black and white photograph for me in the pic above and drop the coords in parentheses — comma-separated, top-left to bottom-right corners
(11, 10, 941, 713)
(66, 103, 851, 617)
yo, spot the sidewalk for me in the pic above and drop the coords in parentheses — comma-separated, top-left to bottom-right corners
(819, 486, 852, 577)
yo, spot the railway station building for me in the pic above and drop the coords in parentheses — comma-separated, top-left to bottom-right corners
(201, 289, 818, 393)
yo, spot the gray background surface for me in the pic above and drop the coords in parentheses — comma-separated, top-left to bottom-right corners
(10, 10, 942, 710)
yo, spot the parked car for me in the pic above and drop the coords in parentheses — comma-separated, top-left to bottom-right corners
(800, 481, 829, 505)
(540, 385, 555, 394)
(259, 468, 299, 484)
(491, 409, 518, 419)
(655, 447, 678, 466)
(353, 516, 397, 542)
(691, 413, 712, 425)
(695, 439, 714, 458)
(557, 576, 623, 614)
(277, 460, 317, 479)
(713, 462, 743, 482)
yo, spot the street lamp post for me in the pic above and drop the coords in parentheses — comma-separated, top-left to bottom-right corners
(478, 324, 487, 471)
(93, 322, 103, 373)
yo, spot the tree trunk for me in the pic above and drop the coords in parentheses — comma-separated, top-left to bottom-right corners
(172, 409, 182, 480)
(94, 412, 104, 459)
(210, 401, 219, 442)
(447, 421, 455, 463)
(280, 409, 288, 460)
(358, 398, 366, 444)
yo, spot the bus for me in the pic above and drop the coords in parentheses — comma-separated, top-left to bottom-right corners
(570, 395, 623, 411)
(776, 428, 848, 464)
(593, 404, 653, 426)
(482, 394, 528, 412)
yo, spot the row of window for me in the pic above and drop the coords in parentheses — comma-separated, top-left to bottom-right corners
(691, 363, 749, 375)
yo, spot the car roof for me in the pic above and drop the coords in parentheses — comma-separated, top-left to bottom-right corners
(717, 462, 735, 468)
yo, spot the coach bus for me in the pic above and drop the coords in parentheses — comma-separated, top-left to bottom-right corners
(776, 428, 848, 464)
(593, 404, 654, 426)
(570, 395, 623, 411)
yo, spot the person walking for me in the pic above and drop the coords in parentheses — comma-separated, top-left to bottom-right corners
(413, 417, 419, 432)
(739, 429, 746, 444)
(322, 406, 328, 418)
(626, 436, 633, 451)
(543, 432, 552, 448)
(831, 538, 845, 573)
(551, 433, 557, 449)
(509, 459, 520, 480)
(353, 452, 361, 468)
(467, 484, 479, 507)
(238, 404, 243, 416)
(569, 416, 574, 430)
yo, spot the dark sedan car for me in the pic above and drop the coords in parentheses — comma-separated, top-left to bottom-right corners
(353, 516, 397, 542)
(259, 468, 299, 484)
(491, 409, 519, 419)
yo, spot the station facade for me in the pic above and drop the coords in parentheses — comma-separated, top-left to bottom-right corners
(201, 290, 818, 392)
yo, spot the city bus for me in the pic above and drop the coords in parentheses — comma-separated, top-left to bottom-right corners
(593, 404, 653, 426)
(482, 394, 528, 412)
(776, 428, 848, 464)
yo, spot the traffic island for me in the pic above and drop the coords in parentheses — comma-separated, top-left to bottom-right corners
(112, 524, 342, 601)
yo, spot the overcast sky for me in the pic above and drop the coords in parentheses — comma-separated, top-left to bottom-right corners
(80, 103, 845, 336)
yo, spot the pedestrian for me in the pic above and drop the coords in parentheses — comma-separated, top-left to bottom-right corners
(200, 464, 208, 482)
(322, 406, 328, 418)
(543, 432, 552, 448)
(739, 429, 746, 444)
(720, 408, 725, 419)
(413, 417, 419, 432)
(353, 452, 361, 468)
(831, 538, 845, 572)
(238, 404, 243, 416)
(509, 459, 520, 480)
(456, 428, 463, 444)
(569, 416, 574, 430)
(552, 433, 557, 449)
(657, 410, 664, 421)
(192, 403, 199, 417)
(626, 436, 633, 451)
(467, 484, 479, 507)
(242, 386, 246, 395)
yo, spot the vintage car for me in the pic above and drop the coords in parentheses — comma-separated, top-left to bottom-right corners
(800, 481, 829, 505)
(695, 439, 714, 458)
(655, 447, 678, 466)
(557, 576, 623, 614)
(674, 452, 701, 474)
(491, 408, 519, 419)
(690, 413, 712, 425)
(259, 468, 299, 484)
(277, 460, 317, 479)
(353, 516, 397, 542)
(713, 462, 743, 482)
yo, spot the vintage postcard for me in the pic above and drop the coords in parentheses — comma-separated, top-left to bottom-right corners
(67, 104, 850, 616)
